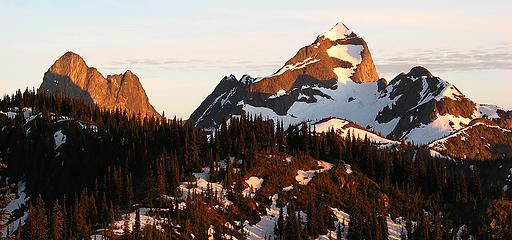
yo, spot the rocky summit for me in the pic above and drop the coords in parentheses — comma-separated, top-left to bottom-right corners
(189, 22, 380, 129)
(39, 52, 160, 118)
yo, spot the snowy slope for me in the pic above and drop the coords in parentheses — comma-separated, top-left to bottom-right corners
(2, 181, 29, 237)
(429, 121, 512, 160)
(313, 118, 400, 147)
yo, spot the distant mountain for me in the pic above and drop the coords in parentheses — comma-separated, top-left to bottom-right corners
(190, 22, 511, 159)
(39, 52, 160, 117)
(189, 22, 381, 129)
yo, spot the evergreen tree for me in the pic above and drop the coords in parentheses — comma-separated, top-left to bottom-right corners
(51, 199, 64, 240)
(0, 162, 14, 233)
(28, 195, 48, 240)
(277, 207, 285, 237)
(284, 202, 301, 240)
(336, 223, 343, 240)
(145, 165, 157, 206)
(134, 208, 141, 237)
(433, 211, 443, 240)
(156, 158, 167, 199)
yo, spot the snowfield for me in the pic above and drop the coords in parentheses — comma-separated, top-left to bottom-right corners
(112, 208, 167, 234)
(243, 194, 280, 239)
(404, 113, 474, 145)
(478, 104, 502, 119)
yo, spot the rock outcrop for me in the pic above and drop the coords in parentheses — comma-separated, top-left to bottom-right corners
(39, 52, 160, 117)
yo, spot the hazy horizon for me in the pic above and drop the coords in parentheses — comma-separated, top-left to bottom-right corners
(1, 0, 511, 118)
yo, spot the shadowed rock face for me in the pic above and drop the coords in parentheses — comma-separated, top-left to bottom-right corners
(39, 52, 160, 118)
(188, 75, 248, 128)
(377, 66, 477, 140)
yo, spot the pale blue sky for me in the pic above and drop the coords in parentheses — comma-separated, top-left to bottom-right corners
(1, 0, 511, 117)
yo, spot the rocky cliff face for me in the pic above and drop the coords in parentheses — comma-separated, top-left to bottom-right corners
(248, 23, 379, 94)
(39, 52, 160, 117)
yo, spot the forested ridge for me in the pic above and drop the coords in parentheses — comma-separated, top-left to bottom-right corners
(1, 89, 512, 239)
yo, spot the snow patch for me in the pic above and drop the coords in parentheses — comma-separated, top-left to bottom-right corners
(326, 44, 364, 83)
(282, 185, 293, 192)
(107, 208, 167, 236)
(181, 166, 234, 207)
(54, 130, 67, 150)
(320, 22, 353, 41)
(296, 160, 334, 185)
(243, 177, 264, 198)
(270, 57, 321, 78)
(2, 181, 29, 237)
(268, 89, 287, 100)
(478, 104, 502, 119)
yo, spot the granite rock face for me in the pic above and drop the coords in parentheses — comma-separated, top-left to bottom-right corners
(39, 52, 160, 117)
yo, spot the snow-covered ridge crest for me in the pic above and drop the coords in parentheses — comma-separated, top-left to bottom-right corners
(320, 22, 353, 41)
(429, 121, 512, 148)
(313, 118, 400, 147)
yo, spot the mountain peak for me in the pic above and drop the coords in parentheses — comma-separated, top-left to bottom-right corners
(53, 51, 88, 67)
(406, 66, 433, 78)
(40, 52, 160, 117)
(61, 51, 82, 58)
(191, 20, 380, 127)
(48, 51, 89, 77)
(320, 22, 353, 41)
(123, 69, 135, 77)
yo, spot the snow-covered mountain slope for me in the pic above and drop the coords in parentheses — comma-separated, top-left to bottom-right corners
(375, 66, 478, 144)
(190, 21, 510, 154)
(313, 118, 400, 147)
(189, 21, 380, 129)
(429, 118, 512, 160)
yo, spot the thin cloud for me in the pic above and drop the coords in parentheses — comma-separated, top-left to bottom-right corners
(376, 43, 512, 75)
(108, 58, 283, 74)
(107, 43, 512, 78)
